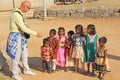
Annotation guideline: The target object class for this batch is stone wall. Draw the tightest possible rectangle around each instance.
[34,8,120,18]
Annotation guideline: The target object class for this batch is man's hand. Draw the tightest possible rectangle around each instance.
[37,32,43,38]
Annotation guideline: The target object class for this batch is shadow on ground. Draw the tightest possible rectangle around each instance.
[0,50,12,78]
[28,57,43,71]
[107,54,120,61]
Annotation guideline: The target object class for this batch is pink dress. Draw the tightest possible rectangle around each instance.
[56,36,66,67]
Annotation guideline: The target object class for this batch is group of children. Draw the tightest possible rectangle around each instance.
[40,24,110,79]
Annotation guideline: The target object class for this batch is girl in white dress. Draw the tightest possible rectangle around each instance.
[72,25,85,73]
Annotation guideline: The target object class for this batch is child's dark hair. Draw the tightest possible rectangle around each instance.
[68,30,74,36]
[99,36,107,43]
[50,29,56,35]
[58,27,65,35]
[87,24,96,35]
[75,24,84,36]
[43,38,49,45]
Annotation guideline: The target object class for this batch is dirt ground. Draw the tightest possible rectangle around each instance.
[0,11,120,80]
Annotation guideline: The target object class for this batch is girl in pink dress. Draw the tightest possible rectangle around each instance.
[56,27,66,68]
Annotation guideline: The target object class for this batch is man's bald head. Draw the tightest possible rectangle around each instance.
[21,1,31,7]
[19,0,31,13]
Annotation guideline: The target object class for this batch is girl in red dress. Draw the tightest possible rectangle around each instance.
[65,30,74,71]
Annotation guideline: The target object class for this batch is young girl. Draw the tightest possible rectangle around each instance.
[72,25,85,73]
[41,38,52,73]
[65,30,74,71]
[95,37,110,80]
[56,27,66,68]
[48,29,58,71]
[86,24,98,74]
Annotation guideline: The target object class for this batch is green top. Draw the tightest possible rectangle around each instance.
[85,33,98,62]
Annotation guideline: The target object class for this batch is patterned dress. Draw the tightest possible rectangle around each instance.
[48,37,58,59]
[41,46,51,71]
[41,46,51,62]
[95,46,110,72]
[86,33,98,62]
[48,37,58,70]
[65,39,74,67]
[56,36,66,67]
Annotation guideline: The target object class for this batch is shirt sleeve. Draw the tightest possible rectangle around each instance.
[13,12,37,36]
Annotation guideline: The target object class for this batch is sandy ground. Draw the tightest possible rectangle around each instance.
[0,11,120,80]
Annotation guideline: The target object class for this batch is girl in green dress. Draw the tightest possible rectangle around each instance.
[86,24,98,73]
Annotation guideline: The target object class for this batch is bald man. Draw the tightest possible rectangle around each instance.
[6,1,42,80]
